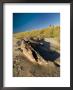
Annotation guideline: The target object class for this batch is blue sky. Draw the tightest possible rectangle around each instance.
[13,13,60,33]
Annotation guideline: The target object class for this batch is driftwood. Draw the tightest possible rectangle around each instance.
[17,39,48,64]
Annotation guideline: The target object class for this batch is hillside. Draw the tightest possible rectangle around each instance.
[13,25,60,77]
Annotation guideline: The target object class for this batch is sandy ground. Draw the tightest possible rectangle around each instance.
[13,37,60,77]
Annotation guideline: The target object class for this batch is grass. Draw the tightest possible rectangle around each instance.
[14,25,60,42]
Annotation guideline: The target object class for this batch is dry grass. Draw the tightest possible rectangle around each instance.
[14,26,60,41]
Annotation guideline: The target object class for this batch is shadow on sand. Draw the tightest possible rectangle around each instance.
[30,40,60,62]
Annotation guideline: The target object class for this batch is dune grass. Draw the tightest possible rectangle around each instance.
[14,25,60,42]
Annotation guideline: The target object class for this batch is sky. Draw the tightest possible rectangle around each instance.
[13,13,60,33]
